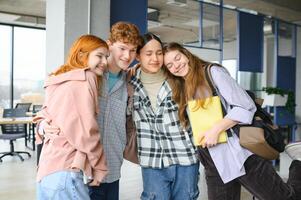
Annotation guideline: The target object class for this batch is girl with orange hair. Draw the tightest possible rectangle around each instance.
[35,34,109,200]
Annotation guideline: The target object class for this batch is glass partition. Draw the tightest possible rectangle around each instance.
[278,22,295,57]
[0,24,45,109]
[0,25,12,108]
[13,27,46,106]
[201,3,221,50]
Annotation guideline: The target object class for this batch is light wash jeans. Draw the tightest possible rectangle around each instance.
[37,171,90,200]
[141,163,200,200]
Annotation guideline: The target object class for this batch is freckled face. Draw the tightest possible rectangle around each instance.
[108,41,137,71]
[88,47,109,76]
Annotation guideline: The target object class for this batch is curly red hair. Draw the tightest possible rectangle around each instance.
[108,22,141,46]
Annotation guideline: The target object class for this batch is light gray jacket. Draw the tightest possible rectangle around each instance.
[98,71,128,183]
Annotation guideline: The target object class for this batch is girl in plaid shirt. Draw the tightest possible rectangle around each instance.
[128,33,200,200]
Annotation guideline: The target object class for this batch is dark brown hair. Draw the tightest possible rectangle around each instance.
[137,32,163,54]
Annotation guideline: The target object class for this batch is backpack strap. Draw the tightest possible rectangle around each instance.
[204,64,228,116]
[204,64,218,96]
[204,64,233,137]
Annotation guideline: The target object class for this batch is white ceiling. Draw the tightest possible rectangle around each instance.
[0,0,300,43]
[0,0,45,17]
[148,0,301,43]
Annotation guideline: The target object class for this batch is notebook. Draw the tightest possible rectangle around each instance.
[188,96,228,146]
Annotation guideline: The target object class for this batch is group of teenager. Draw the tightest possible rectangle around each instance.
[34,21,301,200]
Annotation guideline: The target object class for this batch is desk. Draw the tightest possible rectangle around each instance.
[0,117,33,125]
[0,117,35,150]
[26,112,37,117]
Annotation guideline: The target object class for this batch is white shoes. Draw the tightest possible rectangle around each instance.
[285,141,301,161]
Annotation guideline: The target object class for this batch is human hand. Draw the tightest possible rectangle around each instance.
[43,120,60,135]
[127,63,140,76]
[200,128,220,148]
[89,179,100,186]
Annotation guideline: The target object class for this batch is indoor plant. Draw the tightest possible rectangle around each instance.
[262,87,295,113]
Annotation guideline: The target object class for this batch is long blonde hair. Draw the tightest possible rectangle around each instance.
[163,42,221,127]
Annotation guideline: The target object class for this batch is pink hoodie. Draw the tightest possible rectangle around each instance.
[35,68,108,183]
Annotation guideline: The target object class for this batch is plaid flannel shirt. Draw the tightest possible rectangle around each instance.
[98,71,128,183]
[129,70,198,168]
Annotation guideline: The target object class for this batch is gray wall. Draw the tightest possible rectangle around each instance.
[295,27,301,140]
[46,0,110,74]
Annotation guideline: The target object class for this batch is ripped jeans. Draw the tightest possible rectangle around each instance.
[141,163,200,200]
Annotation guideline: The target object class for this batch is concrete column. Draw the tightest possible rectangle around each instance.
[295,27,301,140]
[265,36,276,87]
[46,0,110,74]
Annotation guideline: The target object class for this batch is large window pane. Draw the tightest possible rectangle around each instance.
[0,25,12,108]
[201,3,221,49]
[13,27,45,106]
[238,72,263,97]
[278,22,294,57]
[148,0,200,44]
[222,59,237,80]
[222,9,237,80]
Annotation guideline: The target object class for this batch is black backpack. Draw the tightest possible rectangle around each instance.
[244,90,285,153]
[205,64,285,160]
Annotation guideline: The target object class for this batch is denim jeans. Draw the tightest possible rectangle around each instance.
[198,148,301,200]
[37,171,90,200]
[141,163,200,200]
[88,180,119,200]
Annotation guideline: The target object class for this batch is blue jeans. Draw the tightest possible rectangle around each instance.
[141,163,200,200]
[37,171,90,200]
[89,180,119,200]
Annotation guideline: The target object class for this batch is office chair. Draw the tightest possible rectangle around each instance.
[15,103,32,112]
[32,104,42,113]
[0,108,31,162]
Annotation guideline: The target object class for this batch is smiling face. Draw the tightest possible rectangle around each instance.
[87,47,109,76]
[108,41,137,72]
[164,50,190,77]
[137,39,163,74]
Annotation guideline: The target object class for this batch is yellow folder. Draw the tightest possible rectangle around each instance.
[188,96,227,146]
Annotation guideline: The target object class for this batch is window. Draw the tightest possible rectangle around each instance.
[0,24,45,109]
[0,25,12,108]
[222,59,237,79]
[13,27,45,105]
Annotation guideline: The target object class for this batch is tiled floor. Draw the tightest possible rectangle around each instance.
[0,140,36,200]
[1,140,290,200]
